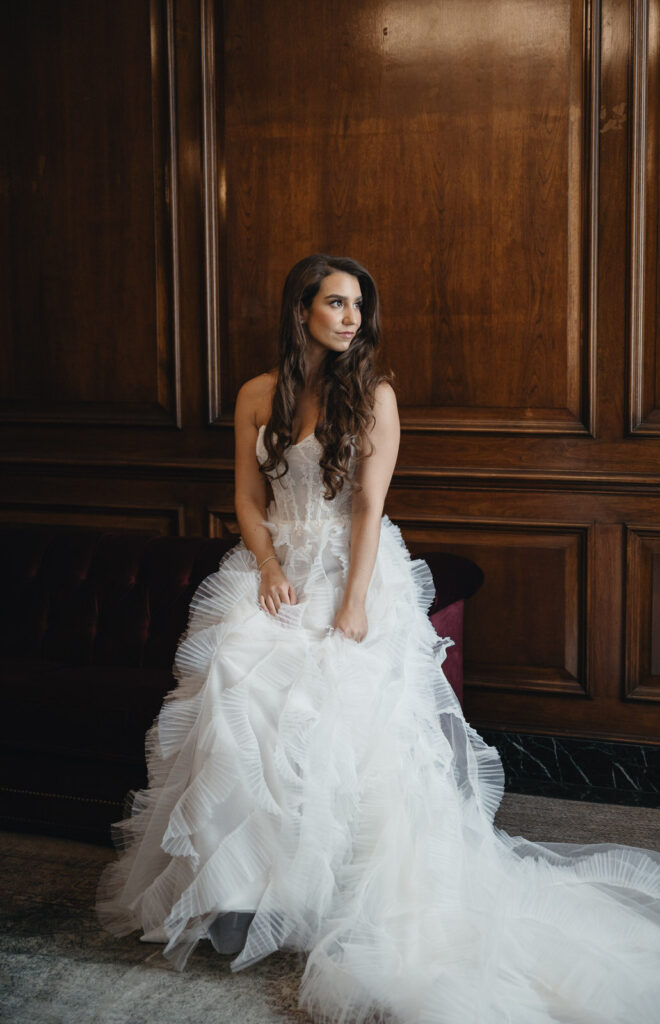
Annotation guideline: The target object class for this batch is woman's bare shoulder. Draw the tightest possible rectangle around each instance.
[235,370,278,424]
[372,380,398,418]
[237,370,277,400]
[374,379,397,401]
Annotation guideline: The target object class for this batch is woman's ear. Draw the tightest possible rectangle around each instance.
[299,304,307,324]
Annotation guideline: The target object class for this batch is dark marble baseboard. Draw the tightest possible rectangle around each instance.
[479,730,660,808]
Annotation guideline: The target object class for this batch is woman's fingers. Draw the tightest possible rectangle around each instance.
[279,583,298,605]
[259,581,297,615]
[334,624,366,642]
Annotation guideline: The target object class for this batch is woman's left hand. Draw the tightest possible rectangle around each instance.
[333,599,368,642]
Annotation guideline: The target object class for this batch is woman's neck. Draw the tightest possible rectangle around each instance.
[301,341,326,393]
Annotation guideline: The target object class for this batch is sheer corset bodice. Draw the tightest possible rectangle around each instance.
[256,423,354,524]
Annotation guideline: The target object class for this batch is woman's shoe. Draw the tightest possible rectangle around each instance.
[208,911,255,955]
[139,927,169,943]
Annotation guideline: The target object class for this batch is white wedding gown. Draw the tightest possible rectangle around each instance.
[98,424,660,1023]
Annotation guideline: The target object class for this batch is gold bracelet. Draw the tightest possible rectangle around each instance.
[257,554,278,571]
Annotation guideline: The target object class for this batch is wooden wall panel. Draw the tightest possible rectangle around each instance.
[207,511,240,538]
[210,0,594,434]
[388,483,660,742]
[2,0,660,749]
[628,0,660,434]
[0,0,181,427]
[625,526,660,700]
[0,464,237,539]
[0,504,183,536]
[402,523,588,696]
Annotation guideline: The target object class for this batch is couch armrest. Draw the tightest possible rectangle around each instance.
[415,551,484,614]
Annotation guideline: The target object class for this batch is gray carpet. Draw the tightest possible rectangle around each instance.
[1,793,659,1024]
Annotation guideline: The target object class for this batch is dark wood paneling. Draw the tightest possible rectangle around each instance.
[0,504,183,535]
[3,0,660,748]
[208,511,240,538]
[402,523,588,696]
[201,0,227,424]
[625,526,660,700]
[389,484,660,742]
[628,0,660,434]
[211,0,595,435]
[0,464,237,539]
[0,0,181,427]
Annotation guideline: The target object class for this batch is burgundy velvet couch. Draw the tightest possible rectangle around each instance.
[0,525,483,844]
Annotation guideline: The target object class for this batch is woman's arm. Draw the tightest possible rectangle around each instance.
[234,377,297,615]
[333,382,400,641]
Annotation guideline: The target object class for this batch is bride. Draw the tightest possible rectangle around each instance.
[97,254,660,1023]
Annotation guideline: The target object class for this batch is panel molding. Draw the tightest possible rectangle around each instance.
[391,467,660,495]
[207,509,240,537]
[627,0,660,436]
[397,517,591,698]
[397,407,592,437]
[5,453,660,495]
[625,524,660,701]
[584,0,601,439]
[413,0,598,437]
[157,0,183,429]
[202,0,598,437]
[201,0,227,427]
[401,0,598,440]
[0,502,184,535]
[0,0,182,429]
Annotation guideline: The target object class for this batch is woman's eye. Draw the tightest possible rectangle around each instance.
[330,300,342,308]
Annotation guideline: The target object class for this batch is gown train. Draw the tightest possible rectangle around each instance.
[97,425,660,1023]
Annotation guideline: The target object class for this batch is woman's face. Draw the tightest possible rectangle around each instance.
[301,271,362,353]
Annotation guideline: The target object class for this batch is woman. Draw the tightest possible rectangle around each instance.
[98,254,660,1024]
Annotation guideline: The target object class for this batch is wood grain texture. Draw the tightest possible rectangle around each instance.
[389,484,660,741]
[0,0,181,427]
[212,0,593,434]
[401,522,589,696]
[2,0,660,746]
[625,526,660,700]
[0,503,183,536]
[207,511,240,538]
[628,0,660,435]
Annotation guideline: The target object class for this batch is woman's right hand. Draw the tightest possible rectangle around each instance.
[258,560,298,616]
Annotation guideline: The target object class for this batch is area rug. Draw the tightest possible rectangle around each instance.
[1,793,658,1024]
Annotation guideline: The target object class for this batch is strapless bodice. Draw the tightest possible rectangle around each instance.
[256,423,354,524]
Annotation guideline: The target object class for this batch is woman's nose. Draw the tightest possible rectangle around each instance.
[343,307,358,324]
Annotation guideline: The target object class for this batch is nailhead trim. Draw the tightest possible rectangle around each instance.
[0,785,122,807]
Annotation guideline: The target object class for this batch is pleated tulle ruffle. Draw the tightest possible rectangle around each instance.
[97,436,660,1023]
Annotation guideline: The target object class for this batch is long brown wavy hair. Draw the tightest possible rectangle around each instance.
[260,254,393,500]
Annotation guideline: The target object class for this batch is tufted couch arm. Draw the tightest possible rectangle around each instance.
[0,525,482,843]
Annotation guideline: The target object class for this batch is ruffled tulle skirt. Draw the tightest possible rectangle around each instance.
[97,513,660,1023]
